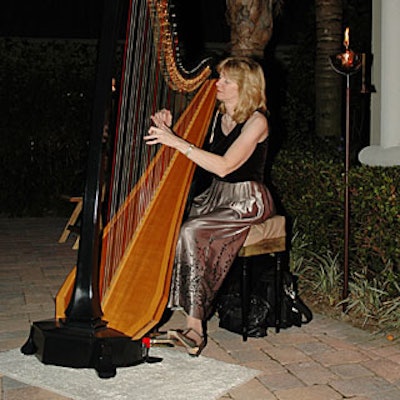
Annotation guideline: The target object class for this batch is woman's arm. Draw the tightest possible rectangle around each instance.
[145,111,268,178]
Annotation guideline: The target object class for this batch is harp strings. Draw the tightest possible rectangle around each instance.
[100,0,191,297]
[101,0,143,289]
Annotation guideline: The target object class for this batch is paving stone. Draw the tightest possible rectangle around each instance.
[230,348,272,363]
[0,337,26,351]
[244,358,287,375]
[202,340,238,364]
[263,345,312,365]
[296,340,334,355]
[315,320,356,337]
[24,293,54,305]
[0,290,24,300]
[0,330,27,341]
[388,353,400,364]
[362,358,400,384]
[377,390,400,400]
[258,371,305,391]
[286,360,339,385]
[228,377,276,400]
[368,344,400,358]
[312,348,371,367]
[274,384,342,400]
[330,363,375,379]
[18,303,49,313]
[264,331,317,345]
[219,338,265,355]
[0,319,30,333]
[330,375,393,397]
[41,265,71,278]
[315,335,362,351]
[0,311,28,321]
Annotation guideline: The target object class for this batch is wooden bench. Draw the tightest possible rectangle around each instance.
[58,196,83,250]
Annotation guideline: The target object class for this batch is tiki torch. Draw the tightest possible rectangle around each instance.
[329,27,361,307]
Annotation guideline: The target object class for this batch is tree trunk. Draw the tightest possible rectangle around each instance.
[315,0,343,138]
[226,0,275,58]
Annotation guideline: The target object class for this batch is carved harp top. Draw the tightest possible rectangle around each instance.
[56,0,217,340]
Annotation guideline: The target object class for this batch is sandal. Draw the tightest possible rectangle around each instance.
[150,337,177,347]
[149,331,177,347]
[167,328,206,357]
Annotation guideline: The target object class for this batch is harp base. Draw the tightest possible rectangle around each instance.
[21,319,153,378]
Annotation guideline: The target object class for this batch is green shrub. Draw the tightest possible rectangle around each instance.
[350,167,400,274]
[272,147,400,275]
[271,146,343,253]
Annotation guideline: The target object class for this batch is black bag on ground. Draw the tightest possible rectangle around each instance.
[216,256,275,338]
[216,256,313,336]
[278,271,313,329]
[217,292,271,337]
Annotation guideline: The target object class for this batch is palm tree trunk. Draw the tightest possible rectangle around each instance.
[226,0,275,58]
[315,0,343,138]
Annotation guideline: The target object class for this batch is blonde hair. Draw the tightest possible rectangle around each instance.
[216,57,267,123]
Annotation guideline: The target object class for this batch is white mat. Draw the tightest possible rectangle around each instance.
[0,348,259,400]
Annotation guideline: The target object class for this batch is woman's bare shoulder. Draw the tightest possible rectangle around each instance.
[243,111,268,133]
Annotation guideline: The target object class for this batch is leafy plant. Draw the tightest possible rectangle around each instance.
[337,263,400,332]
[308,250,342,306]
[342,271,388,328]
[289,220,310,269]
[290,224,400,335]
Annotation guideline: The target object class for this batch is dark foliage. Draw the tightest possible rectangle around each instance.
[271,146,400,275]
[0,38,96,215]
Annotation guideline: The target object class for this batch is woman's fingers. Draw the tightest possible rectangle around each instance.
[151,109,172,127]
[150,115,163,127]
[145,126,163,145]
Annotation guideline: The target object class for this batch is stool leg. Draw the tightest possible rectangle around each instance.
[275,252,283,333]
[241,257,249,341]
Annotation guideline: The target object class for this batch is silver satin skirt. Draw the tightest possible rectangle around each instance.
[168,178,275,320]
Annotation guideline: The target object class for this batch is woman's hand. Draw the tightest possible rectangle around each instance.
[145,109,183,149]
[150,109,172,128]
[144,124,180,148]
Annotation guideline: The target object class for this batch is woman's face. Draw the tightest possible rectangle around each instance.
[216,71,239,104]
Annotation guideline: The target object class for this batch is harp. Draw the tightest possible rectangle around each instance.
[21,0,217,377]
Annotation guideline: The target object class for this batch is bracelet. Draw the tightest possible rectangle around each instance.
[184,144,194,157]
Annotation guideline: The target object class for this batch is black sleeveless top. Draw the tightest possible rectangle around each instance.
[209,112,268,183]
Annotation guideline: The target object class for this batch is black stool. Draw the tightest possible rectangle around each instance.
[238,215,286,341]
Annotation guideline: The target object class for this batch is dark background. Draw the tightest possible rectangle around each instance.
[0,1,315,51]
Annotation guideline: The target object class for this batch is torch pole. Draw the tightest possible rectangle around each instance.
[343,74,350,303]
[329,27,361,310]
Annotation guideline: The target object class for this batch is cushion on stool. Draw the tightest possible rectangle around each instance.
[240,215,286,257]
[243,215,286,247]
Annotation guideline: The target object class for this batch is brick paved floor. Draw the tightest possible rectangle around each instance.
[0,217,399,399]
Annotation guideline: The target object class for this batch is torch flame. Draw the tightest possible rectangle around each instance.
[343,27,350,49]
